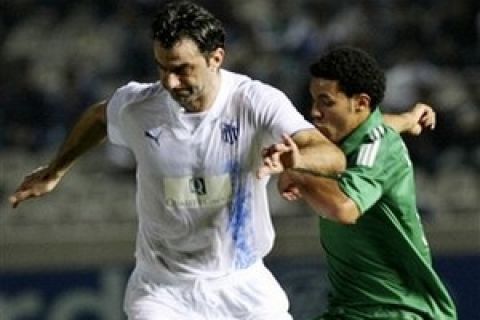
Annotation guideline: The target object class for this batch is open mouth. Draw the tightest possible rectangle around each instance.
[173,90,190,98]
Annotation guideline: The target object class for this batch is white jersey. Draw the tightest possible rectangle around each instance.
[107,69,313,279]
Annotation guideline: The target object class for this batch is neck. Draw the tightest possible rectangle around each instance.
[337,111,371,144]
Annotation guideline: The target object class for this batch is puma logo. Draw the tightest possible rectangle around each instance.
[145,128,162,145]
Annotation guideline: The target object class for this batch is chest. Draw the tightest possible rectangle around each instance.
[132,115,259,177]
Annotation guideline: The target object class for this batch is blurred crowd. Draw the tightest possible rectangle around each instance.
[0,0,478,180]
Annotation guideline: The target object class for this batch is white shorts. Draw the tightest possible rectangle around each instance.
[124,261,292,320]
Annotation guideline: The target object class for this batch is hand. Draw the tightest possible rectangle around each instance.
[405,103,436,135]
[278,172,302,201]
[256,134,301,178]
[9,166,63,208]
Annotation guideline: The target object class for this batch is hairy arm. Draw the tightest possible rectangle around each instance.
[272,136,360,224]
[9,100,108,208]
[264,134,357,223]
[291,128,346,175]
[257,129,346,178]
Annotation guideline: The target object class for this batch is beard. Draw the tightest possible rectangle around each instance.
[170,88,196,107]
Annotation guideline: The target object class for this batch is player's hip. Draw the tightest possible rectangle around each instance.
[124,260,291,319]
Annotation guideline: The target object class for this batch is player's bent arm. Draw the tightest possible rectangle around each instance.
[383,113,412,133]
[49,100,108,175]
[9,100,108,208]
[292,129,346,176]
[383,103,435,135]
[286,170,360,224]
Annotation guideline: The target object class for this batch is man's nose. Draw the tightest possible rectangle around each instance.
[311,107,323,120]
[164,72,181,90]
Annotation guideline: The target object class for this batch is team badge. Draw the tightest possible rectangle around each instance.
[221,121,239,145]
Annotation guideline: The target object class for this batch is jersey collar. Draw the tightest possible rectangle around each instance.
[165,69,231,137]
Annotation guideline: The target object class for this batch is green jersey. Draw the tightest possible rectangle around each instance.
[318,109,456,319]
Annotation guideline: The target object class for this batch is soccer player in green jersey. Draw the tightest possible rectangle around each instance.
[261,47,457,320]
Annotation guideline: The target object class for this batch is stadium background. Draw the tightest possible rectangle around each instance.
[0,0,478,319]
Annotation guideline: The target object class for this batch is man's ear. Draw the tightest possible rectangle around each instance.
[208,47,224,70]
[355,93,371,112]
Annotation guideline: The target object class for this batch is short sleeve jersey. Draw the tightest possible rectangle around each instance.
[107,69,313,279]
[319,109,457,319]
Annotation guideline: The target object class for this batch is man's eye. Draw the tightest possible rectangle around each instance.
[327,101,334,107]
[175,67,190,76]
[322,99,334,107]
[314,98,333,108]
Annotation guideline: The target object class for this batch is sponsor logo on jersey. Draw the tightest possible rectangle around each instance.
[221,122,239,145]
[164,174,232,208]
[189,177,207,195]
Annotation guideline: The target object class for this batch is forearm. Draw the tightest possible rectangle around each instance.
[288,170,359,224]
[294,130,346,176]
[383,113,412,133]
[49,100,108,175]
[383,103,436,135]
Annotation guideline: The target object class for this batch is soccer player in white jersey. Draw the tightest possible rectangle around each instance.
[9,1,436,319]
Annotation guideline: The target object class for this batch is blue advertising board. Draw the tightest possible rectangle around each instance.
[0,267,129,320]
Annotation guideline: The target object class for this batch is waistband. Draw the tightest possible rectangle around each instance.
[135,259,267,288]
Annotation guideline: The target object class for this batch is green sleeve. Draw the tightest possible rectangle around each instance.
[338,165,383,215]
[337,139,392,214]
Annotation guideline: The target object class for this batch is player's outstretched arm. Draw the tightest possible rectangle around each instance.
[383,103,436,135]
[9,100,108,208]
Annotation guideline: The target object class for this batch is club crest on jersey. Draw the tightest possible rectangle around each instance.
[144,127,162,145]
[221,121,239,145]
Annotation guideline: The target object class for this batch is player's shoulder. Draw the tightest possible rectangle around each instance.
[353,124,396,167]
[108,81,168,119]
[364,124,388,143]
[224,69,286,103]
[374,123,406,153]
[114,81,164,105]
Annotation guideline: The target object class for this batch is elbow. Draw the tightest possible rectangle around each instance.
[323,200,360,224]
[334,209,359,224]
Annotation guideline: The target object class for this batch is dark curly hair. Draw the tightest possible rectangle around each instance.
[151,1,225,55]
[310,47,386,109]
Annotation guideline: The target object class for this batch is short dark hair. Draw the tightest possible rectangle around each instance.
[310,47,386,109]
[151,1,225,54]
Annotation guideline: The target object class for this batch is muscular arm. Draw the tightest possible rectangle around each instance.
[258,129,346,178]
[291,128,346,175]
[9,100,108,207]
[263,133,356,223]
